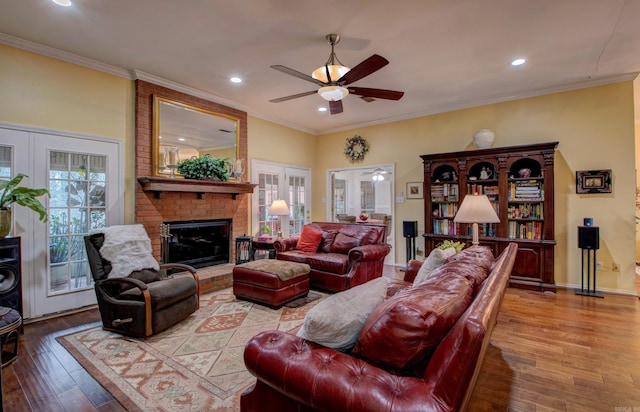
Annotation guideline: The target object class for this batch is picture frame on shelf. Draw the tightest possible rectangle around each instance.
[406,182,423,199]
[576,169,612,194]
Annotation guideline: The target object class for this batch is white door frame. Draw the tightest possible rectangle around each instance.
[250,159,311,238]
[0,122,124,319]
[326,163,395,265]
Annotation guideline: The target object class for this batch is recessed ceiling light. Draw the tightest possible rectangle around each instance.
[318,107,327,112]
[178,137,185,142]
[52,0,72,6]
[230,76,242,84]
[511,58,526,66]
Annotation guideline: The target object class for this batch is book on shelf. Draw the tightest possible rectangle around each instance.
[432,219,460,235]
[431,183,458,202]
[507,221,543,240]
[509,181,544,201]
[507,203,543,219]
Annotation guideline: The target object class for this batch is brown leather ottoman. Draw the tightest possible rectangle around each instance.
[233,260,310,308]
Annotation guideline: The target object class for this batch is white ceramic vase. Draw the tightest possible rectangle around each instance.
[473,129,495,149]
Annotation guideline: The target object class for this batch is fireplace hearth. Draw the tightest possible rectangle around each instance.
[161,219,232,269]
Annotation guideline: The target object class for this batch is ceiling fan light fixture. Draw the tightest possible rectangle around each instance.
[311,64,350,83]
[372,173,385,181]
[318,85,349,101]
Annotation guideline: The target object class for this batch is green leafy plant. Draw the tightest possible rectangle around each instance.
[177,155,230,181]
[0,173,49,221]
[260,224,272,235]
[436,239,465,252]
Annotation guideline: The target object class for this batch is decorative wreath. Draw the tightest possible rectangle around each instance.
[344,135,370,163]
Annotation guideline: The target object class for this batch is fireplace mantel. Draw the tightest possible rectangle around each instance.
[138,176,257,199]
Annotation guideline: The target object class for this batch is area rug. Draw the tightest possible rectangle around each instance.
[57,288,327,411]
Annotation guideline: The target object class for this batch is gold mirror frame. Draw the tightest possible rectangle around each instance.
[152,96,240,177]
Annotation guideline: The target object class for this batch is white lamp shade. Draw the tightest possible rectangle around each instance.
[312,64,350,83]
[453,194,500,223]
[317,85,349,101]
[269,199,290,216]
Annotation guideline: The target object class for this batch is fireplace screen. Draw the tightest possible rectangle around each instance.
[162,219,231,268]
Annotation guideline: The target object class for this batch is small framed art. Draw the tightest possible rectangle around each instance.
[576,170,612,194]
[406,182,423,199]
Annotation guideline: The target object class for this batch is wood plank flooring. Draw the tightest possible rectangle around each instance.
[1,268,639,411]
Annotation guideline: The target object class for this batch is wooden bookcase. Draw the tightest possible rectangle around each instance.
[420,142,558,291]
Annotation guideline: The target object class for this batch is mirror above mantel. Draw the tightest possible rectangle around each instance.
[153,96,240,177]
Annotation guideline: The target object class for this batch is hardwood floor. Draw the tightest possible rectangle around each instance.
[2,268,639,411]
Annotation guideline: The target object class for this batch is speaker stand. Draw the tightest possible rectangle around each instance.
[574,248,604,298]
[405,236,416,271]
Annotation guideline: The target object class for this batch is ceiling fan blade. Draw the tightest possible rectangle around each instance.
[269,90,317,103]
[271,65,323,85]
[329,100,343,115]
[338,54,389,85]
[349,87,404,100]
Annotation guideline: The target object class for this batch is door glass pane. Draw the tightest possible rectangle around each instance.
[360,181,376,214]
[333,178,346,218]
[288,175,305,235]
[257,172,279,236]
[0,145,11,179]
[48,151,107,294]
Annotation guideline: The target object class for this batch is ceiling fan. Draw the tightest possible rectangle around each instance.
[362,168,390,181]
[269,34,405,115]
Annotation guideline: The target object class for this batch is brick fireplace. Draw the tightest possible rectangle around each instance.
[135,80,249,264]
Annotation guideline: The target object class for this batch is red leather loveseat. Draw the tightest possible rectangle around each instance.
[273,222,390,292]
[242,243,518,412]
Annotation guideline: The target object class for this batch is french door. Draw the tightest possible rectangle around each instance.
[251,160,311,238]
[1,125,123,318]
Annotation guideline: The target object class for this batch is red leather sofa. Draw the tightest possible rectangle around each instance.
[241,243,518,412]
[273,222,390,292]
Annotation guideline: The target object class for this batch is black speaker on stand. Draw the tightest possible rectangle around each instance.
[0,237,22,316]
[575,226,603,298]
[402,221,418,271]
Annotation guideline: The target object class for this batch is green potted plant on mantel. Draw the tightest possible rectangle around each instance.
[177,155,230,181]
[0,173,49,238]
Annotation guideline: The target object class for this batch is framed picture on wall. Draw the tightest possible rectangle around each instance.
[406,182,423,199]
[576,170,612,194]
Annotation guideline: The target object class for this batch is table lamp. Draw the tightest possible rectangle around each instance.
[269,199,290,239]
[453,194,500,245]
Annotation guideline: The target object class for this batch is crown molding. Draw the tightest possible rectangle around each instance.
[0,32,132,79]
[317,72,640,135]
[133,70,250,114]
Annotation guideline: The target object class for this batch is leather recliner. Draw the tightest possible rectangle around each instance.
[84,233,199,338]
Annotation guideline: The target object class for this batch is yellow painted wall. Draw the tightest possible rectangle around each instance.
[247,116,316,166]
[246,116,316,231]
[634,76,640,263]
[0,44,136,221]
[316,82,637,293]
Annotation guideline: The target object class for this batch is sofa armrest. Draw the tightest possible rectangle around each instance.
[403,259,423,283]
[244,331,438,412]
[348,243,391,261]
[273,236,299,253]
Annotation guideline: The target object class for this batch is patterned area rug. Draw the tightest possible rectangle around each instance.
[57,289,326,411]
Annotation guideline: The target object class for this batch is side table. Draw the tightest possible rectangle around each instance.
[252,239,276,260]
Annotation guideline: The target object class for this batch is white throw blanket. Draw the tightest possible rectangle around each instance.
[90,224,159,278]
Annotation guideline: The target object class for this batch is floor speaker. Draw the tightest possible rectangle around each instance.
[403,221,418,238]
[0,237,22,317]
[578,226,599,250]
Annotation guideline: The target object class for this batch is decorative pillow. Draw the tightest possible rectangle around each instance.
[297,277,388,351]
[296,225,323,252]
[329,231,360,254]
[313,227,338,253]
[353,275,473,370]
[412,247,457,286]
